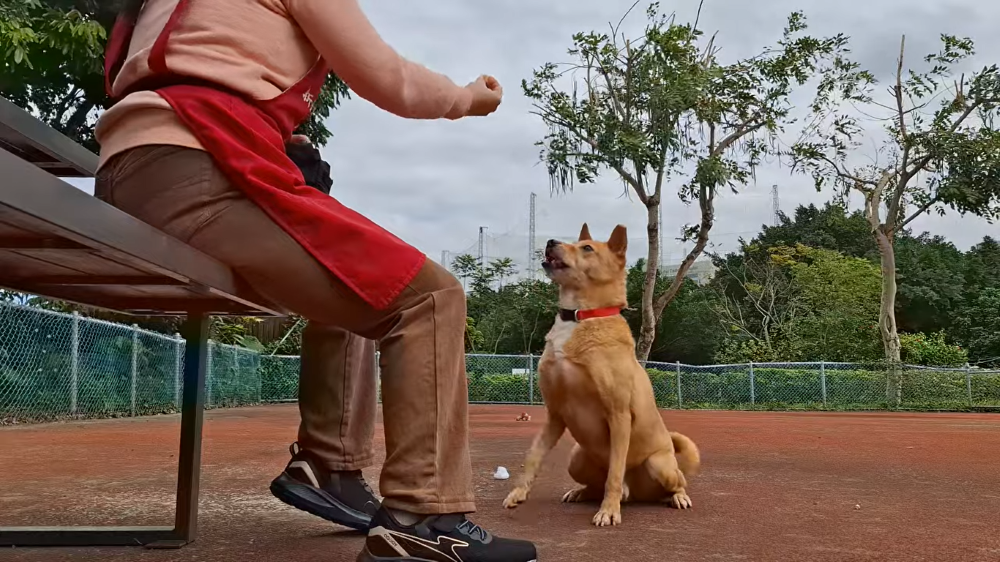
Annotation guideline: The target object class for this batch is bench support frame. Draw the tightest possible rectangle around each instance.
[0,313,209,548]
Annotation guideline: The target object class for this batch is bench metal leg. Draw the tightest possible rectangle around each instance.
[0,313,210,548]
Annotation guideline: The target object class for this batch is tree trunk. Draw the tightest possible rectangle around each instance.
[635,202,660,363]
[874,227,903,406]
[635,193,715,363]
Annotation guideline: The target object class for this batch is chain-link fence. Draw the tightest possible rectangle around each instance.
[3,302,999,423]
[1,303,263,423]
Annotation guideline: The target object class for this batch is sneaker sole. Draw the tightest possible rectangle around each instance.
[356,547,537,562]
[269,473,372,531]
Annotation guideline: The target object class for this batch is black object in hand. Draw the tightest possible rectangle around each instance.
[286,141,333,195]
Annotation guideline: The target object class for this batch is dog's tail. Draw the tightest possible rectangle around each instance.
[670,432,700,477]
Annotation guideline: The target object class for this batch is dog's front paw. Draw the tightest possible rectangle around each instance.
[592,503,622,527]
[667,491,692,509]
[503,487,528,509]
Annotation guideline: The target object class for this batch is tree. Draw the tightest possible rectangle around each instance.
[711,248,800,360]
[753,203,877,260]
[963,236,1000,298]
[488,257,518,290]
[791,34,1000,404]
[450,253,480,290]
[618,259,722,364]
[955,288,1000,366]
[1,0,111,150]
[775,246,882,362]
[893,233,966,335]
[523,4,856,361]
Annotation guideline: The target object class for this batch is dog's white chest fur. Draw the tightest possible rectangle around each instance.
[546,317,578,357]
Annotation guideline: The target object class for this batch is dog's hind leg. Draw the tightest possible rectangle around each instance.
[643,449,692,509]
[561,444,627,503]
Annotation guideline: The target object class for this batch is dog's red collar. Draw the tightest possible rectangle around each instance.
[558,307,623,322]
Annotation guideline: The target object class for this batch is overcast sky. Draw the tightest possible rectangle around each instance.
[74,0,999,272]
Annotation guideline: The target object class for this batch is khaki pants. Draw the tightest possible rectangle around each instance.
[95,145,474,514]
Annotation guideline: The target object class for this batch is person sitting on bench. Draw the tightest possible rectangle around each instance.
[95,0,537,560]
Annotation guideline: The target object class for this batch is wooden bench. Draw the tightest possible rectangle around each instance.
[0,95,285,548]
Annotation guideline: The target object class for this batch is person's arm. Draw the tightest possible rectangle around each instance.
[284,0,473,120]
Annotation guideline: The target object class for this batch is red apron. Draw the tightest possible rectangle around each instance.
[103,0,426,310]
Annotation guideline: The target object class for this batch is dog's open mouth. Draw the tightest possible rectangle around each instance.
[542,249,568,270]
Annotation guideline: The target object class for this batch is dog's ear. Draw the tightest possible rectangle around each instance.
[579,223,592,241]
[607,225,627,256]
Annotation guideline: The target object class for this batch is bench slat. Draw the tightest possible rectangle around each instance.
[0,149,283,316]
[0,96,99,178]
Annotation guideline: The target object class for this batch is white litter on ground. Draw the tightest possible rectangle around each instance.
[493,466,510,480]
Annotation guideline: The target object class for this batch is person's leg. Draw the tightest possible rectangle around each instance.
[298,326,378,471]
[96,145,381,530]
[96,146,536,561]
[270,326,381,529]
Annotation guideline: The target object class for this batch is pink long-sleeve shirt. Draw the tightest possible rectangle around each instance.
[96,0,473,168]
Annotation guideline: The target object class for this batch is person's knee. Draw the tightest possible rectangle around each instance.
[413,260,466,316]
[415,260,463,294]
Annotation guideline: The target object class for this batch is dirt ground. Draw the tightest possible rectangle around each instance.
[2,404,999,561]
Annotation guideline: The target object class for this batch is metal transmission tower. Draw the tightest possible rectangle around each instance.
[478,226,487,269]
[528,193,537,279]
[771,184,780,226]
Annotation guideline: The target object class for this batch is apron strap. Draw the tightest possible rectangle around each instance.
[103,0,145,98]
[149,0,193,74]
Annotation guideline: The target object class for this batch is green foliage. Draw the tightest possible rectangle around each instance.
[0,0,110,149]
[294,75,350,146]
[715,245,884,363]
[954,288,1000,367]
[753,203,877,260]
[894,234,967,334]
[793,34,1000,223]
[622,260,723,363]
[466,277,558,355]
[464,316,485,353]
[899,332,967,367]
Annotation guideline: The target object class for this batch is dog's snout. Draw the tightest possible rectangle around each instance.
[546,239,561,250]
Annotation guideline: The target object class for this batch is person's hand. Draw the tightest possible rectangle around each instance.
[465,75,503,117]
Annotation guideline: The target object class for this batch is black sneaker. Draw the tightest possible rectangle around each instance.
[357,507,538,562]
[269,442,380,531]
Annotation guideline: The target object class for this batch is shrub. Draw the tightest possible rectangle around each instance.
[900,332,967,367]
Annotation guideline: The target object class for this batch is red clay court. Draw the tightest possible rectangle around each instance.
[2,404,999,562]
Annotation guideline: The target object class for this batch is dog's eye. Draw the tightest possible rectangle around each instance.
[582,245,594,253]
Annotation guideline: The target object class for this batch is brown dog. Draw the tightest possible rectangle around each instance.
[502,224,700,526]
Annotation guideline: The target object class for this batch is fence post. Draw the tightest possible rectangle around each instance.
[174,334,183,409]
[676,361,682,409]
[206,340,214,408]
[130,324,138,417]
[256,350,263,404]
[965,362,973,407]
[527,355,534,405]
[70,312,80,416]
[820,360,827,407]
[749,361,755,407]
